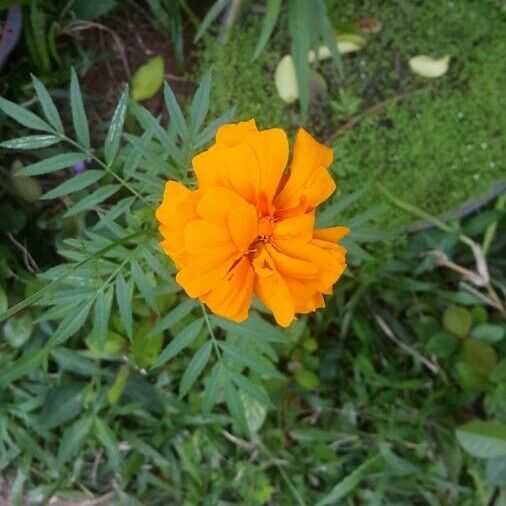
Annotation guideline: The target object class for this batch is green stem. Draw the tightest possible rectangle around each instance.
[60,134,148,204]
[200,302,222,360]
[0,230,146,322]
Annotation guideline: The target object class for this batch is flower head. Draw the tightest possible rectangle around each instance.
[156,120,348,327]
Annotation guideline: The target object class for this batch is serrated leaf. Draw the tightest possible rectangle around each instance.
[229,370,273,408]
[58,416,93,463]
[153,318,204,368]
[194,0,229,41]
[179,341,212,398]
[132,55,165,102]
[31,74,63,132]
[104,86,129,165]
[70,68,90,149]
[203,362,224,412]
[116,273,133,339]
[48,302,92,346]
[252,0,281,61]
[1,134,60,150]
[16,152,87,177]
[51,347,100,376]
[131,259,158,311]
[0,349,45,387]
[92,288,113,347]
[41,383,84,429]
[456,421,506,458]
[189,71,211,137]
[64,184,120,217]
[42,169,104,199]
[163,81,188,138]
[94,418,121,473]
[0,95,52,131]
[219,341,282,378]
[223,374,248,434]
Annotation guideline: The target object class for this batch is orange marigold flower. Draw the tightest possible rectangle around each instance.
[155,120,348,327]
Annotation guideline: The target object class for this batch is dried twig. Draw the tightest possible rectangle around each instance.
[324,87,426,145]
[373,313,445,380]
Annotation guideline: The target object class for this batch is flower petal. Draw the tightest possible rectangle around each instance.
[275,128,335,212]
[203,257,254,322]
[216,119,258,146]
[253,247,294,327]
[227,205,258,253]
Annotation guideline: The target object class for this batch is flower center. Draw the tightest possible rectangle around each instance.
[257,215,275,242]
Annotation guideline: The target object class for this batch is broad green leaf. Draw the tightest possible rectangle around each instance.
[189,71,211,136]
[116,273,133,339]
[486,456,506,486]
[31,74,63,132]
[0,96,52,131]
[64,184,120,217]
[252,0,281,60]
[70,68,91,149]
[104,86,129,165]
[456,421,506,458]
[491,359,506,383]
[316,455,382,506]
[153,318,204,368]
[10,161,42,202]
[424,332,458,358]
[295,369,320,390]
[94,418,122,473]
[219,341,282,378]
[462,339,498,376]
[163,81,188,138]
[179,341,212,398]
[58,416,93,463]
[470,323,504,344]
[16,152,86,177]
[223,375,248,434]
[41,383,84,429]
[132,320,163,368]
[132,55,165,101]
[443,305,472,338]
[1,134,60,150]
[42,169,105,200]
[48,302,92,346]
[131,259,158,311]
[240,390,267,433]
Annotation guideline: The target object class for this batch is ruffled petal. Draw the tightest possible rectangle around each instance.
[203,257,255,322]
[275,128,335,212]
[253,247,294,327]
